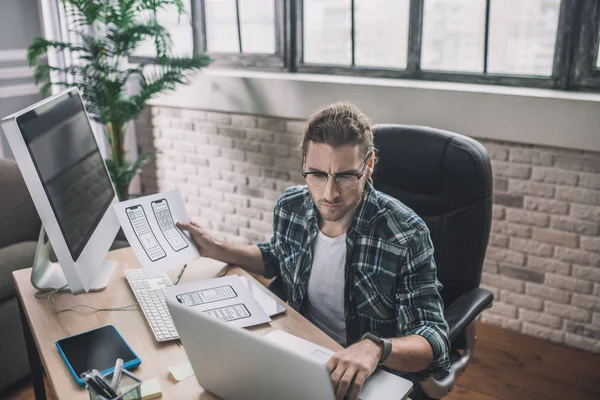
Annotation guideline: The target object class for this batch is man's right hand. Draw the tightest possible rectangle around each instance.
[176,221,220,259]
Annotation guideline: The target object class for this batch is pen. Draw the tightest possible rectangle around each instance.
[92,370,118,398]
[174,264,187,285]
[111,358,123,391]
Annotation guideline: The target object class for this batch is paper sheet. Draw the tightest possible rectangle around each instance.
[168,362,195,382]
[113,190,200,277]
[165,275,272,328]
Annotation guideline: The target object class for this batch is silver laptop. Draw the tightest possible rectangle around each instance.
[167,296,413,400]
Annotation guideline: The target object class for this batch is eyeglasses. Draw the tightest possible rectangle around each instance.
[301,153,372,190]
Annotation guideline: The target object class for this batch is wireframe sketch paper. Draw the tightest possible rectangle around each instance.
[113,190,200,277]
[165,275,272,328]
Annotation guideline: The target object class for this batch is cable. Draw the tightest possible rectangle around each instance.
[34,286,138,313]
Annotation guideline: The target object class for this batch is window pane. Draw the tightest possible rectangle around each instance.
[488,0,560,76]
[597,32,600,68]
[239,0,275,53]
[421,0,486,72]
[354,0,410,68]
[132,0,193,57]
[206,0,239,53]
[303,0,351,65]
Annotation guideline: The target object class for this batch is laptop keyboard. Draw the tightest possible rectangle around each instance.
[124,268,179,342]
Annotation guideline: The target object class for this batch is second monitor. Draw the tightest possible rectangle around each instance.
[1,88,121,294]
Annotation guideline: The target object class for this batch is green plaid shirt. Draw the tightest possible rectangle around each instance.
[258,181,451,380]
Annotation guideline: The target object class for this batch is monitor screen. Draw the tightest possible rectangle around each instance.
[16,91,115,261]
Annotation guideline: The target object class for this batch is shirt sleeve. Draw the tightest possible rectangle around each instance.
[257,237,281,279]
[396,225,451,380]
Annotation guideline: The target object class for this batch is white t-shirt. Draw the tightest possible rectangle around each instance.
[306,230,347,346]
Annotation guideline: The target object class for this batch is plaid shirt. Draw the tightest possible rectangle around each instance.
[258,181,451,380]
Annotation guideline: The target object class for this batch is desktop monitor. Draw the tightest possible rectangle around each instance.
[1,88,120,294]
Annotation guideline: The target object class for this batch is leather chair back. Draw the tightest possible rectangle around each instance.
[371,125,493,308]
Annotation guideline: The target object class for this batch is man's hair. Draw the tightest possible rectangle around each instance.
[301,102,375,159]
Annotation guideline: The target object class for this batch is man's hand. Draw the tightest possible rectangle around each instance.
[176,221,220,259]
[326,339,382,400]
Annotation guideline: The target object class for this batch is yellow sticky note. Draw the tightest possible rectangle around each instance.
[168,362,195,382]
[140,378,162,400]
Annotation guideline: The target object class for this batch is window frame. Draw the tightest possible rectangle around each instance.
[129,0,287,70]
[192,0,287,69]
[568,0,600,90]
[131,0,600,92]
[294,0,588,90]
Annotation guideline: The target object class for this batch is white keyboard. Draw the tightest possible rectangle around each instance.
[124,268,179,342]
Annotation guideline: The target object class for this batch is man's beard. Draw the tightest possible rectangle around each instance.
[310,186,364,223]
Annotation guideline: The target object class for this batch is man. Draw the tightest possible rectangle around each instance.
[178,102,450,400]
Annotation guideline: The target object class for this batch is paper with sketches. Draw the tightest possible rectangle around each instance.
[113,190,200,277]
[165,275,272,328]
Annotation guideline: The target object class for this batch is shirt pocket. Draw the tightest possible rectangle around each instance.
[355,271,396,320]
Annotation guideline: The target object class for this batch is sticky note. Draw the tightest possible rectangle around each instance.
[141,378,162,400]
[168,362,195,382]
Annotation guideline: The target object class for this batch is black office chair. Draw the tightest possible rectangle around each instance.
[370,124,494,399]
[268,124,494,399]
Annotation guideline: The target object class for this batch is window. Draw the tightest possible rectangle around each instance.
[421,0,486,73]
[132,0,194,58]
[131,0,600,91]
[193,0,285,68]
[487,0,561,76]
[294,0,600,90]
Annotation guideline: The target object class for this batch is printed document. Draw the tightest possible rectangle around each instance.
[165,275,272,328]
[113,190,200,277]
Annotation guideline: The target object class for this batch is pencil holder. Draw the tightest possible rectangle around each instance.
[86,369,142,400]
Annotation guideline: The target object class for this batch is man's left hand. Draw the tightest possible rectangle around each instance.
[326,339,383,400]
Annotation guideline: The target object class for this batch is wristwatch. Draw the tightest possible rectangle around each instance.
[360,332,392,363]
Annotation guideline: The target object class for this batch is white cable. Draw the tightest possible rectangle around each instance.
[34,286,138,313]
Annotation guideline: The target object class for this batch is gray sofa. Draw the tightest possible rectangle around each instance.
[0,157,41,392]
[0,158,130,393]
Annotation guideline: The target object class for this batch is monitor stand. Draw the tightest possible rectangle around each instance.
[31,227,116,292]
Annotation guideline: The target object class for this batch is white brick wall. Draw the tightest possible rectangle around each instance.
[135,106,600,353]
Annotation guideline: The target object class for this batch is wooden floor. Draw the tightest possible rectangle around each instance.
[3,323,599,400]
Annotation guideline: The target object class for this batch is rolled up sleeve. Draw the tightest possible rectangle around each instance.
[396,226,451,380]
[256,238,281,279]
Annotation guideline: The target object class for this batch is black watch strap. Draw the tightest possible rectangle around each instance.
[361,332,392,363]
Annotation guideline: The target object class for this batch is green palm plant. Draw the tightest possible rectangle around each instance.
[27,0,211,200]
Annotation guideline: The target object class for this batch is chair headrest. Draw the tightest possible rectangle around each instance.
[372,124,492,215]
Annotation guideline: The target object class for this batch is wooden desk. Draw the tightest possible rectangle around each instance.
[14,248,343,400]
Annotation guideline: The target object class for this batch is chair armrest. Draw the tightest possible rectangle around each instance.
[444,287,494,343]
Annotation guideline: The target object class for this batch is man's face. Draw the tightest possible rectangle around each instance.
[303,142,373,223]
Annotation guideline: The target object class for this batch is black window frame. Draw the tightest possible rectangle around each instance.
[132,0,600,92]
[192,0,287,69]
[569,0,600,90]
[294,0,598,91]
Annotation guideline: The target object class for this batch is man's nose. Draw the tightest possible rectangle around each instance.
[323,176,339,202]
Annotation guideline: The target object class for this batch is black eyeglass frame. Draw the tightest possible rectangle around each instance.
[301,152,373,189]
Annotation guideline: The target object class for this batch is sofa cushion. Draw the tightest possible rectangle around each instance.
[0,159,41,249]
[0,297,30,392]
[0,241,37,303]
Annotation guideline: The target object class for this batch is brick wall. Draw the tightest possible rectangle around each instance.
[135,106,600,353]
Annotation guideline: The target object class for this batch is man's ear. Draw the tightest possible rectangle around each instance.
[365,153,375,178]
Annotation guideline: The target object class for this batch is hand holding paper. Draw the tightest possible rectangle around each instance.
[113,190,200,277]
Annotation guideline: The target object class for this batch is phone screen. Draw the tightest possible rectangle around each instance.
[126,205,166,261]
[151,199,188,252]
